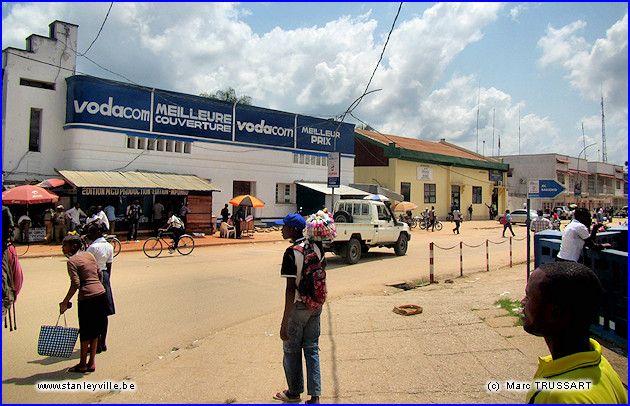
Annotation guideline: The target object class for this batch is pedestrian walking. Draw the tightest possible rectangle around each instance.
[86,223,115,353]
[103,203,116,234]
[521,261,627,403]
[126,200,142,242]
[179,203,191,227]
[43,204,55,243]
[467,204,473,221]
[428,206,436,232]
[452,208,461,234]
[531,210,552,234]
[53,204,67,243]
[274,213,325,404]
[153,199,165,236]
[59,234,108,373]
[502,209,515,237]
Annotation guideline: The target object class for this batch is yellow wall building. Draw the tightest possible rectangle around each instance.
[354,130,510,220]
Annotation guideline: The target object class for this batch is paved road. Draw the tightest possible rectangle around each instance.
[3,220,625,403]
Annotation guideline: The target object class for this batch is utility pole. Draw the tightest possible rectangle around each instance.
[601,89,608,163]
[582,122,587,160]
[492,107,495,156]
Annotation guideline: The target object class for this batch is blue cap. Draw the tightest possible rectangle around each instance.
[275,213,306,229]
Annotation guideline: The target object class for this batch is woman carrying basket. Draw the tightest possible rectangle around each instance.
[59,234,108,373]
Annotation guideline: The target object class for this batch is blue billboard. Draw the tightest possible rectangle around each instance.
[65,76,355,154]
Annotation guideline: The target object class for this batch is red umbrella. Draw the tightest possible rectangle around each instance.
[2,185,59,205]
[36,178,65,188]
[228,195,265,208]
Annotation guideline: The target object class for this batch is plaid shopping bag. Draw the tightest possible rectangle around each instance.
[37,314,79,358]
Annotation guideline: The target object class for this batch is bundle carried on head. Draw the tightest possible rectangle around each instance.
[305,210,337,241]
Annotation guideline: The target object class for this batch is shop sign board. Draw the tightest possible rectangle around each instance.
[328,152,340,188]
[66,76,355,154]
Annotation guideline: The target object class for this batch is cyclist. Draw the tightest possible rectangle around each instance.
[162,211,185,252]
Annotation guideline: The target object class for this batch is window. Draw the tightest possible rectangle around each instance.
[424,184,436,203]
[557,173,565,184]
[175,141,182,153]
[28,108,42,152]
[293,154,299,164]
[472,186,482,204]
[617,180,621,189]
[127,136,135,149]
[401,182,411,202]
[20,78,55,90]
[147,139,155,150]
[321,156,327,166]
[166,140,173,152]
[275,184,293,204]
[299,154,305,164]
[137,137,146,149]
[184,142,191,154]
[157,139,164,151]
[377,205,390,221]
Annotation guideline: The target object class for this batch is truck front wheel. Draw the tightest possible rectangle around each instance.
[346,238,362,264]
[394,233,408,256]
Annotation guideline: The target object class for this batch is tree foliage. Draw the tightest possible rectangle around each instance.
[200,87,252,105]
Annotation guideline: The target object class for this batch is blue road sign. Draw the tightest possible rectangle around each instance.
[528,179,566,199]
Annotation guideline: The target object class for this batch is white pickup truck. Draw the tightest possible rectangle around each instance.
[322,199,411,264]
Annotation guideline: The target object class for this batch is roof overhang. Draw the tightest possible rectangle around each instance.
[295,182,369,196]
[383,144,510,172]
[349,183,404,201]
[56,170,221,192]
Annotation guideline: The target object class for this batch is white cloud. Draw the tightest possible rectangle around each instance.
[537,13,627,164]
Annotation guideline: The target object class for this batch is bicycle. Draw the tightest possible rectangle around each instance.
[420,218,443,231]
[75,225,122,257]
[143,229,195,258]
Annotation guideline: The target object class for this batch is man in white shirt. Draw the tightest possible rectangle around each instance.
[65,202,87,232]
[86,206,110,231]
[163,211,185,252]
[556,208,609,262]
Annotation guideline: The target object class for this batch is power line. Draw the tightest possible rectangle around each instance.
[339,2,403,123]
[81,3,113,56]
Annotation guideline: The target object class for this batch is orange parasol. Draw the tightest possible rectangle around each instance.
[229,195,265,208]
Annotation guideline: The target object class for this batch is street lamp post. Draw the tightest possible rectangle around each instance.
[576,143,597,206]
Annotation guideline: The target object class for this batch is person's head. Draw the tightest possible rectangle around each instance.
[506,209,510,214]
[96,205,103,212]
[537,210,544,217]
[275,214,305,241]
[574,207,592,228]
[134,200,140,205]
[62,234,82,257]
[431,206,434,210]
[224,204,228,208]
[521,262,603,338]
[56,204,64,212]
[74,202,80,209]
[167,211,173,218]
[86,223,103,241]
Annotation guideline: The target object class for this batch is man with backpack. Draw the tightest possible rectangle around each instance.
[274,213,326,404]
[126,200,142,242]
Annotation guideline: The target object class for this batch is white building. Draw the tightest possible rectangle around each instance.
[3,21,360,232]
[496,153,627,212]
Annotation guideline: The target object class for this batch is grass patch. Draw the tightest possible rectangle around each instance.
[494,298,523,327]
[224,398,237,404]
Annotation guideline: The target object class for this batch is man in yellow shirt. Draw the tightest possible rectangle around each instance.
[521,261,627,403]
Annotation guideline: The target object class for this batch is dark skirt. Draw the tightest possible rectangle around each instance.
[78,293,108,341]
[101,270,116,316]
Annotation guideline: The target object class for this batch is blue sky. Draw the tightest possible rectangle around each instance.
[2,2,628,165]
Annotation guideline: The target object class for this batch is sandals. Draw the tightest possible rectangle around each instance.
[68,364,95,373]
[273,390,301,403]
